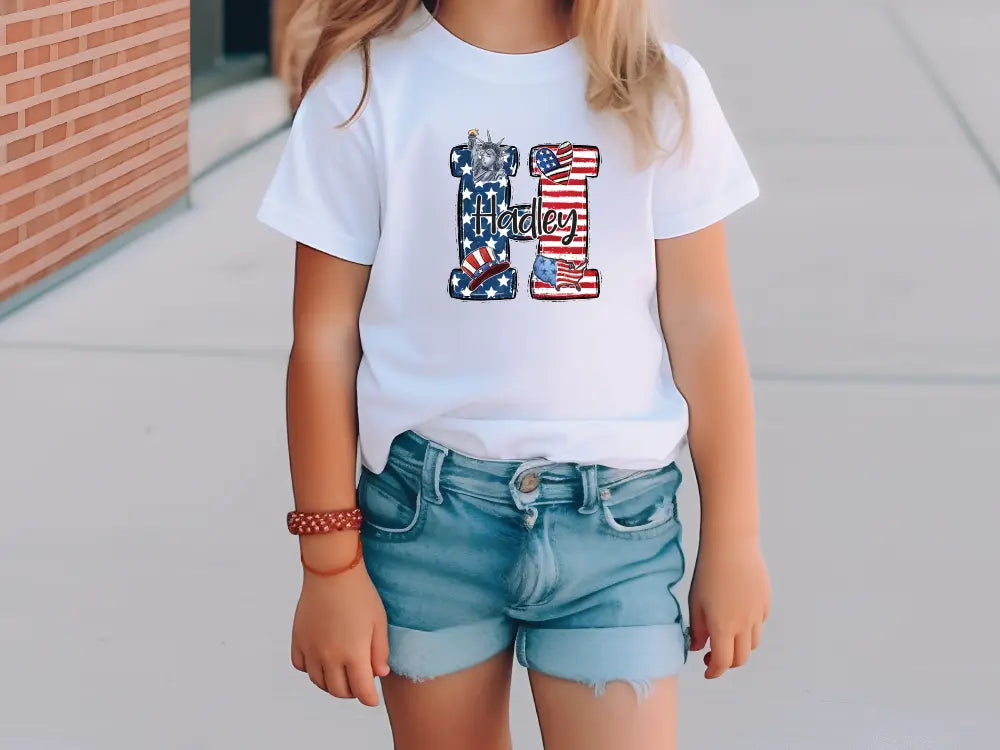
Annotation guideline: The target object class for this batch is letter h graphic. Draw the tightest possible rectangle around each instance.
[449,131,600,301]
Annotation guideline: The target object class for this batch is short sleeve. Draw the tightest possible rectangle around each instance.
[651,47,760,240]
[256,65,380,265]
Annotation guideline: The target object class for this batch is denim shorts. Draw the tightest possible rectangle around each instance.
[358,430,689,699]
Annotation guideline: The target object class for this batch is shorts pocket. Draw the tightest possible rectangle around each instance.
[357,464,427,541]
[598,464,682,540]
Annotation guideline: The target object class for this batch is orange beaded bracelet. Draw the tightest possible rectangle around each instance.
[289,508,364,577]
[287,507,363,535]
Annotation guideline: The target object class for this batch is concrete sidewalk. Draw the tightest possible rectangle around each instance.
[2,1,998,748]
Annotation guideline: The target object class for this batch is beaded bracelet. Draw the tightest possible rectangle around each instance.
[289,508,364,577]
[287,507,363,535]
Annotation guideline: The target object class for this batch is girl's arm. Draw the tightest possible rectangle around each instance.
[655,221,770,679]
[286,242,390,706]
[288,241,367,560]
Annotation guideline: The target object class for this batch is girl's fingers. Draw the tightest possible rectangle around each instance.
[732,630,751,668]
[291,644,307,672]
[688,604,709,652]
[347,659,380,707]
[371,619,391,677]
[751,621,762,651]
[305,657,327,693]
[325,663,353,699]
[705,631,734,679]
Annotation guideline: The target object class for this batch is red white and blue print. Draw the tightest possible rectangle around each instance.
[531,256,588,291]
[533,142,575,184]
[448,129,519,300]
[529,142,601,299]
[446,130,601,301]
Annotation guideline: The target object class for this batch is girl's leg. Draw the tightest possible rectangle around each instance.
[380,645,516,750]
[528,672,678,750]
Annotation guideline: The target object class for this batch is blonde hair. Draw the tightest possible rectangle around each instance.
[296,0,689,165]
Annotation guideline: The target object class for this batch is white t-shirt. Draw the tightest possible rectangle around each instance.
[257,5,759,475]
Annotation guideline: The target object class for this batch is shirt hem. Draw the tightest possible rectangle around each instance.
[256,200,378,266]
[652,177,761,240]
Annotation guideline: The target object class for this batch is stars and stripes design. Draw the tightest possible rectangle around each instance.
[532,255,589,291]
[555,258,588,289]
[461,246,511,291]
[533,142,575,184]
[529,142,601,299]
[449,139,519,300]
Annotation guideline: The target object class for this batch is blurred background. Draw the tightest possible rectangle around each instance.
[1,0,998,748]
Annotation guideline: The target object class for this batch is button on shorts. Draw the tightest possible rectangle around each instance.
[358,430,689,699]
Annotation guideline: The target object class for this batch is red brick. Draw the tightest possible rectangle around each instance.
[6,78,36,103]
[23,45,52,67]
[70,7,94,27]
[71,60,94,81]
[39,13,65,35]
[6,134,37,161]
[85,28,110,48]
[5,20,36,44]
[0,112,18,136]
[98,2,116,20]
[42,122,68,147]
[73,107,104,133]
[24,0,54,10]
[140,78,186,105]
[55,37,80,59]
[24,100,52,126]
[55,90,80,113]
[39,172,76,203]
[147,121,186,149]
[0,228,18,254]
[0,157,50,196]
[27,205,60,238]
[1,191,36,222]
[0,53,17,75]
[40,68,70,92]
[98,52,119,72]
[57,194,88,222]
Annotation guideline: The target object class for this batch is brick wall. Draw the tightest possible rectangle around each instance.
[0,0,190,304]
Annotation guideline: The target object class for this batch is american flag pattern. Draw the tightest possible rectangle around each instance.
[533,143,575,184]
[529,142,601,299]
[556,258,588,288]
[448,139,520,300]
[461,246,510,290]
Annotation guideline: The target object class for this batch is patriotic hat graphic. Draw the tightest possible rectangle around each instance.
[461,246,510,291]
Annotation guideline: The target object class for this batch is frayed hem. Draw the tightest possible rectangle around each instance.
[389,668,435,683]
[589,677,656,702]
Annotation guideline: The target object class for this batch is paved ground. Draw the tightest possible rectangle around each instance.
[2,1,998,748]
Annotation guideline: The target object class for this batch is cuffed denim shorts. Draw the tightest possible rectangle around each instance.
[358,430,689,699]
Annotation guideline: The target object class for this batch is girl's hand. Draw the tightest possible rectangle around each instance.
[291,556,391,706]
[688,537,770,679]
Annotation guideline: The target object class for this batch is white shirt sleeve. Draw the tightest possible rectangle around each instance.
[256,63,380,265]
[651,46,760,240]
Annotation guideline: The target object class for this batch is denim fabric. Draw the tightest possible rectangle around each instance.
[358,430,689,700]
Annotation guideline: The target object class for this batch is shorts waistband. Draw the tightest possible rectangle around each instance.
[379,430,672,513]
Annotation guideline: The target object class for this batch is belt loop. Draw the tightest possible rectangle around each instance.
[421,439,448,505]
[577,465,599,514]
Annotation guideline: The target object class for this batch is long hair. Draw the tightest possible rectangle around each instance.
[296,0,690,164]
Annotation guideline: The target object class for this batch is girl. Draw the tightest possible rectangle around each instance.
[257,0,770,748]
